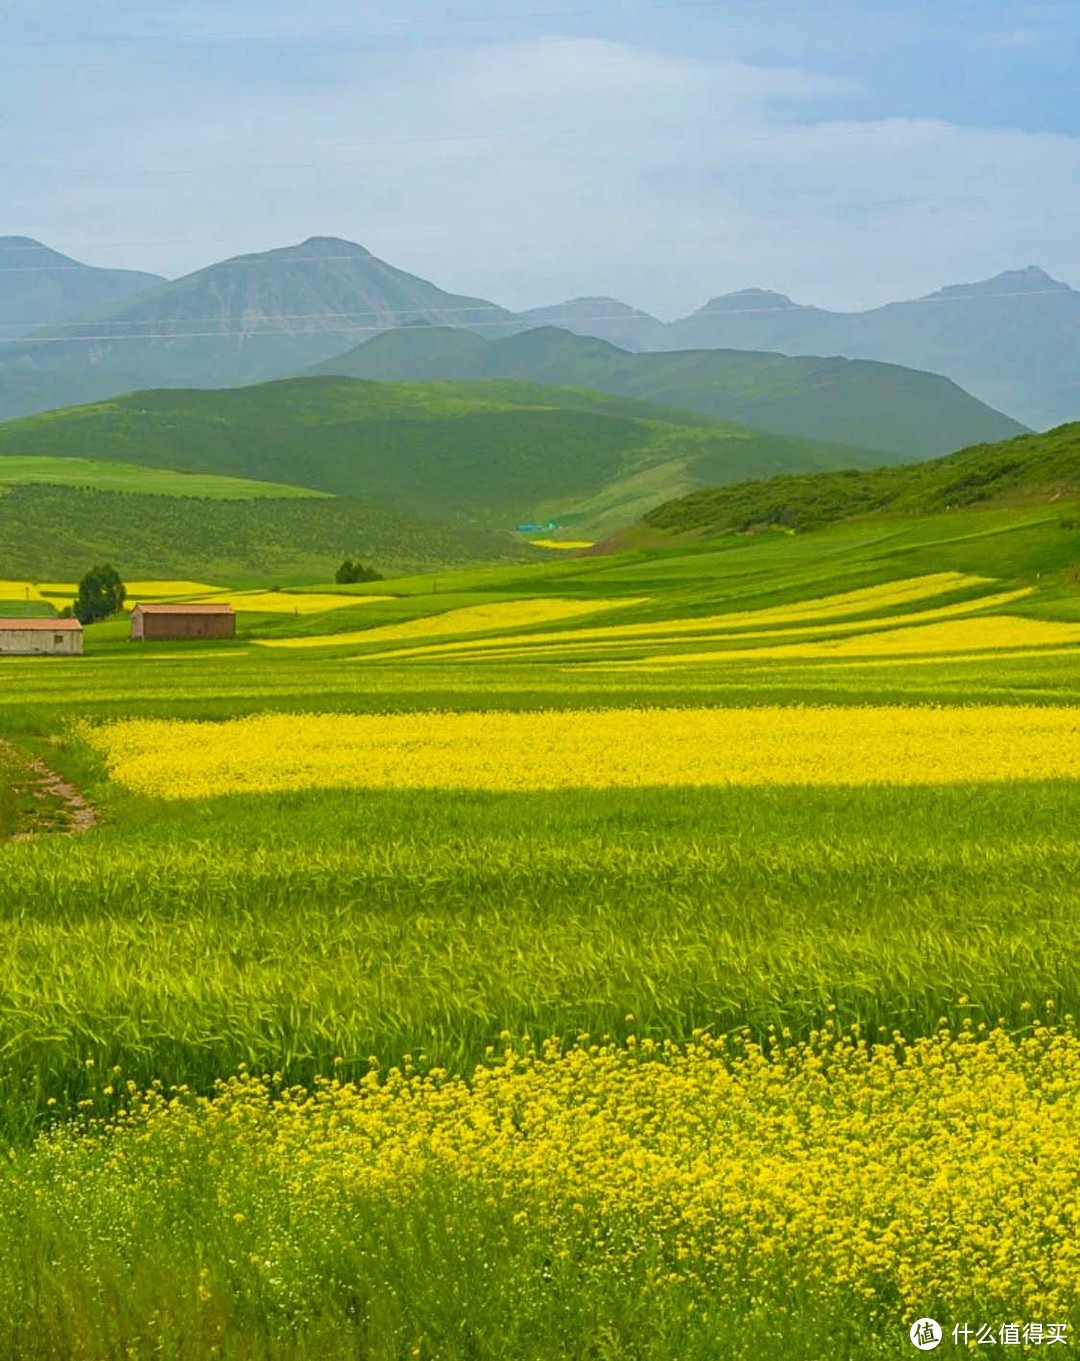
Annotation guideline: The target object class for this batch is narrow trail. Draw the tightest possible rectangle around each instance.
[0,738,98,841]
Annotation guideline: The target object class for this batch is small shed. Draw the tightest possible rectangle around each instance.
[130,603,236,641]
[0,617,83,656]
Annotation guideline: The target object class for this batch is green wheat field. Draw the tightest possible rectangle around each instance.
[3,497,1080,1359]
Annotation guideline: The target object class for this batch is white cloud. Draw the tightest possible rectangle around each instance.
[7,35,1080,313]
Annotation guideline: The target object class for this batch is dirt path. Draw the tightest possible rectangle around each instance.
[0,739,98,841]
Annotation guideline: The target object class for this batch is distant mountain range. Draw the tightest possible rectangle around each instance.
[0,237,163,340]
[517,297,668,351]
[309,325,1025,460]
[0,237,520,408]
[0,233,1072,435]
[533,266,1080,430]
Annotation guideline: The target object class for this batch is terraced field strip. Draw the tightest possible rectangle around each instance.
[32,581,381,615]
[258,596,648,648]
[84,705,1080,798]
[247,573,1006,662]
[609,614,1080,666]
[360,584,1035,663]
[0,580,49,605]
[210,590,385,614]
[36,580,227,607]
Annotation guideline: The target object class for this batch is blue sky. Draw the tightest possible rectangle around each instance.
[5,1,1080,314]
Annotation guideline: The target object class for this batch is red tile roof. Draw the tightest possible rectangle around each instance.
[132,603,234,614]
[0,617,82,630]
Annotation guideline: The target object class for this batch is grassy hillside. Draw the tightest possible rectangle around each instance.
[0,456,324,499]
[0,369,149,423]
[640,421,1080,538]
[0,484,527,581]
[0,375,893,538]
[309,323,1027,457]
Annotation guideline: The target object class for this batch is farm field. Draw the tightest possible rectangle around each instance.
[2,497,1080,1358]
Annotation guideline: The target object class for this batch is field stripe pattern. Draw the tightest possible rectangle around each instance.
[84,705,1080,798]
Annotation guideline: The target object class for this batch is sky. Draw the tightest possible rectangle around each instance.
[5,0,1080,315]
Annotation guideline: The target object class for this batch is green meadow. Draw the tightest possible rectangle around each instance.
[2,485,1080,1358]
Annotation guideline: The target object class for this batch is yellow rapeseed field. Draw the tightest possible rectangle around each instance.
[29,582,367,614]
[259,596,644,649]
[115,580,226,599]
[213,590,382,614]
[36,579,225,601]
[375,586,1035,662]
[630,614,1080,666]
[0,580,46,603]
[54,1022,1080,1322]
[706,570,991,625]
[527,539,596,550]
[82,705,1080,798]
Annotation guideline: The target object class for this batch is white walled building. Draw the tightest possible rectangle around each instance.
[0,618,84,656]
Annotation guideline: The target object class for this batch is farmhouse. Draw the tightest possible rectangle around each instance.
[130,603,236,641]
[0,617,83,656]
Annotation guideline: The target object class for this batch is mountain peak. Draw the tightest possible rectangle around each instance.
[0,236,80,266]
[923,266,1073,301]
[520,296,660,323]
[218,237,376,269]
[502,325,628,357]
[0,237,165,341]
[285,236,373,259]
[516,296,664,351]
[699,288,801,315]
[537,295,651,315]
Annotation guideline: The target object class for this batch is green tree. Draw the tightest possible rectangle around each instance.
[335,558,383,585]
[73,563,126,624]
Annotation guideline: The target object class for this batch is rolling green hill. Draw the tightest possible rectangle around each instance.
[638,421,1080,539]
[308,324,1027,458]
[0,375,897,538]
[0,369,151,423]
[0,484,525,582]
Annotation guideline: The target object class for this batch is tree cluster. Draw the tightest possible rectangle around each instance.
[335,559,383,585]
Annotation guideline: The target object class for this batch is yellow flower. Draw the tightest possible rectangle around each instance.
[84,705,1080,799]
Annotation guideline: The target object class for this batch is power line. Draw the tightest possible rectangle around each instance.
[0,284,1075,346]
